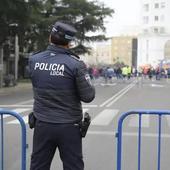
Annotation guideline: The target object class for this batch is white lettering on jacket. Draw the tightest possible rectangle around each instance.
[34,62,64,76]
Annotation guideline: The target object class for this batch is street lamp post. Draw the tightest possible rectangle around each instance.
[9,23,19,84]
[0,46,3,88]
[14,33,19,83]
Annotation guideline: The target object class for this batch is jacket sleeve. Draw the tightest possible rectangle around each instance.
[75,61,95,103]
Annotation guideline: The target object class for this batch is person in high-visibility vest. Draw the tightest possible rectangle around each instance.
[127,66,132,79]
[122,66,128,79]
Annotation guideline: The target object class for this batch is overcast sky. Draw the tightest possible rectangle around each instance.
[98,0,141,36]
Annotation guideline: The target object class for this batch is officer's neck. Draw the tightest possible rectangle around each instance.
[50,43,69,49]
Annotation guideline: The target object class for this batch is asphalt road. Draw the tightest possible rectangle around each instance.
[0,77,170,170]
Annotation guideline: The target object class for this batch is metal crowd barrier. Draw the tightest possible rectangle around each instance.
[116,110,170,170]
[0,109,26,170]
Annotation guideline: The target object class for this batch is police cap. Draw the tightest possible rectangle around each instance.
[51,21,77,42]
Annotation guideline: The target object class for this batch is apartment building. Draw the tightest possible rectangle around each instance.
[111,36,138,67]
[138,0,170,67]
[80,43,112,65]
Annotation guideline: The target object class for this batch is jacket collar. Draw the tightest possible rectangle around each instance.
[47,44,68,54]
[47,44,80,59]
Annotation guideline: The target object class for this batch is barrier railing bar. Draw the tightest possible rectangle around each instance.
[138,114,142,170]
[116,110,170,170]
[0,110,26,170]
[116,112,125,170]
[157,114,162,170]
[1,114,4,170]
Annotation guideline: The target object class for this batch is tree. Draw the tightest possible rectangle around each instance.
[0,0,114,55]
[27,0,114,54]
[60,0,114,54]
[0,0,30,45]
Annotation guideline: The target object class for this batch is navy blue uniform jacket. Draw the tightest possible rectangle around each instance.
[28,44,95,124]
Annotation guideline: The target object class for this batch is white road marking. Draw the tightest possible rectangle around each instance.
[7,109,118,126]
[16,99,34,105]
[88,131,115,135]
[150,84,164,88]
[7,108,89,124]
[165,116,170,127]
[100,82,136,107]
[128,114,150,127]
[0,105,33,108]
[0,104,98,108]
[88,131,170,138]
[100,83,116,86]
[106,84,135,107]
[82,105,98,108]
[1,108,31,119]
[8,115,28,124]
[83,108,89,113]
[91,109,119,126]
[122,132,170,138]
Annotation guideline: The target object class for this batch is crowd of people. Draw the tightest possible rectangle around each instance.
[87,65,170,83]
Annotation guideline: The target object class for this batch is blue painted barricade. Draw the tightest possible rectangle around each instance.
[0,109,26,170]
[116,110,170,170]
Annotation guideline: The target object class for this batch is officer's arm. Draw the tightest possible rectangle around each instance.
[75,61,95,103]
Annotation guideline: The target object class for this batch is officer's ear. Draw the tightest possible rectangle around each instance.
[68,42,73,48]
[68,41,76,48]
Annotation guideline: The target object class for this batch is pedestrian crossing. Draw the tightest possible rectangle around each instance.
[2,108,31,119]
[128,114,150,127]
[91,109,119,126]
[165,115,170,127]
[7,108,90,124]
[1,107,170,128]
[8,114,28,124]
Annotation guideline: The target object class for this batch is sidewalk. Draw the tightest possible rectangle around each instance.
[0,82,32,95]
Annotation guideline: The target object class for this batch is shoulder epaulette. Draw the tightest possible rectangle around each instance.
[66,50,80,61]
[32,50,41,55]
[70,54,80,61]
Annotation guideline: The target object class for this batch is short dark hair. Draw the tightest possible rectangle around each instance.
[50,32,69,46]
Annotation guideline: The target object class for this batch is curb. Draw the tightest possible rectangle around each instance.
[0,83,32,95]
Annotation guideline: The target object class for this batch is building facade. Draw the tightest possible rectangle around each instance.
[80,43,112,65]
[111,36,138,67]
[138,0,170,67]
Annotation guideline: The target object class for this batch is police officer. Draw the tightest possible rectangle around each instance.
[29,21,95,170]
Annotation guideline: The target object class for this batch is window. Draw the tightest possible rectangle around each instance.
[154,28,159,33]
[160,15,164,21]
[154,16,159,21]
[143,29,148,33]
[154,3,159,8]
[143,16,149,24]
[143,4,149,11]
[160,27,165,33]
[161,2,165,8]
